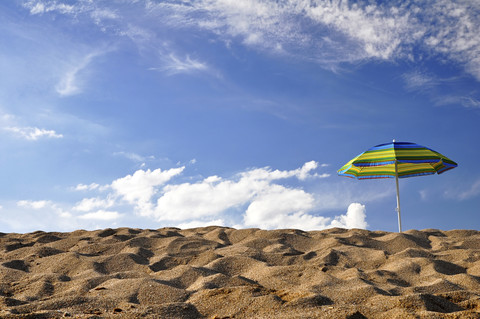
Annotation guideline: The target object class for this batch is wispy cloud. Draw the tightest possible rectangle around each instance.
[434,94,480,109]
[182,0,480,79]
[20,1,480,82]
[149,53,209,76]
[24,0,76,15]
[445,178,480,201]
[402,70,480,109]
[113,151,155,163]
[55,51,104,96]
[402,70,440,92]
[4,126,63,140]
[460,97,480,108]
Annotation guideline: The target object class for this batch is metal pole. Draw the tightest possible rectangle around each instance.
[394,159,402,233]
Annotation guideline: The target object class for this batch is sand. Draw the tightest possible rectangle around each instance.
[0,227,479,318]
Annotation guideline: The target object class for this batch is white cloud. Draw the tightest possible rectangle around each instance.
[446,178,480,201]
[150,53,209,75]
[244,187,368,230]
[5,199,119,232]
[21,1,480,81]
[74,183,101,191]
[401,71,480,108]
[433,94,480,108]
[460,97,480,108]
[84,162,359,231]
[243,184,325,230]
[17,200,51,209]
[305,1,414,60]
[1,113,15,122]
[179,0,480,79]
[1,200,75,232]
[56,50,107,96]
[90,8,118,24]
[297,161,330,180]
[421,1,480,80]
[402,70,439,91]
[24,1,76,15]
[330,203,368,229]
[240,160,327,182]
[73,197,114,212]
[153,161,325,222]
[4,126,63,140]
[111,167,185,214]
[113,151,155,163]
[78,210,121,221]
[177,219,225,229]
[155,176,252,221]
[312,180,393,211]
[419,189,429,201]
[159,0,419,66]
[6,162,369,232]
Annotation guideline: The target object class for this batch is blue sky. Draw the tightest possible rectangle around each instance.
[1,0,479,233]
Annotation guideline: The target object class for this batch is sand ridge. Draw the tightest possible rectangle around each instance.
[0,226,479,318]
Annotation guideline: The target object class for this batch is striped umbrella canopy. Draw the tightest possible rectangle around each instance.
[338,141,457,232]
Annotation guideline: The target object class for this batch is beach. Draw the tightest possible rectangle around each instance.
[0,226,479,318]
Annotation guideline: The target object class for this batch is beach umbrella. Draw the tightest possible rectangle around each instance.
[338,141,457,232]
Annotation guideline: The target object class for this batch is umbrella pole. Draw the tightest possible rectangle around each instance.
[394,160,402,233]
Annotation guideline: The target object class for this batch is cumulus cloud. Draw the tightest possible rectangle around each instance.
[152,161,325,222]
[111,167,185,214]
[8,162,369,232]
[245,191,367,230]
[243,185,325,230]
[177,219,226,229]
[74,183,101,191]
[5,126,63,140]
[17,200,51,209]
[9,198,121,231]
[330,203,368,229]
[73,197,115,212]
[7,199,75,231]
[78,210,121,221]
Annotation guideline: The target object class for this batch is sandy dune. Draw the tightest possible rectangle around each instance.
[0,226,479,318]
